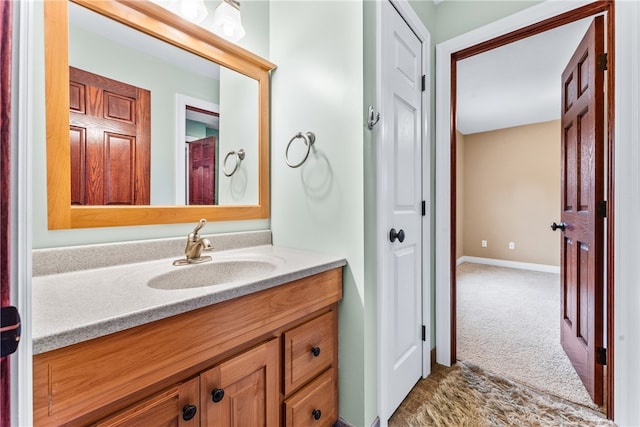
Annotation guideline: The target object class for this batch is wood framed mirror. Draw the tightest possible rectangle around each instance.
[45,0,275,229]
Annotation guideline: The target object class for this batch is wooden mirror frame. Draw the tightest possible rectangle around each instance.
[45,0,275,229]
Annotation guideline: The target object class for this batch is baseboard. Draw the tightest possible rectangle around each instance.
[456,256,560,274]
[334,417,356,427]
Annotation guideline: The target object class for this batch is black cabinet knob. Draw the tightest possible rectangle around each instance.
[182,404,197,421]
[389,228,405,243]
[311,346,321,357]
[551,222,567,231]
[211,388,225,403]
[312,409,322,420]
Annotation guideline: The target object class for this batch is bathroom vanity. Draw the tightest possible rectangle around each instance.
[32,232,345,426]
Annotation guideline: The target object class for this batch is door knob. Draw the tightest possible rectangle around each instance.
[551,222,567,231]
[389,228,405,243]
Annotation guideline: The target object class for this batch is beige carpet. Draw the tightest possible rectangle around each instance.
[456,262,598,410]
[389,362,614,427]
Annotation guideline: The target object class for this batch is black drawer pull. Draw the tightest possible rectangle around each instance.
[211,388,225,403]
[182,404,197,421]
[311,346,321,357]
[312,409,322,420]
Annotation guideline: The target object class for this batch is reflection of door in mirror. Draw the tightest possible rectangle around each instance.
[181,102,220,205]
[188,136,216,205]
[69,66,150,205]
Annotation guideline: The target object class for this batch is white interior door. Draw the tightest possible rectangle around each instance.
[378,0,424,422]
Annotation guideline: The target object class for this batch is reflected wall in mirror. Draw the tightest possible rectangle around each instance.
[45,0,275,228]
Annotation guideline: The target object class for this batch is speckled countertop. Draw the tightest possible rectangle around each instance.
[32,231,346,354]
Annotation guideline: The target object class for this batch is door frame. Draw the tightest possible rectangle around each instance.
[375,0,431,424]
[174,94,219,205]
[9,0,34,425]
[434,0,615,418]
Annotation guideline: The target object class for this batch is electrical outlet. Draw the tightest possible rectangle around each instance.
[508,242,515,250]
[481,240,487,248]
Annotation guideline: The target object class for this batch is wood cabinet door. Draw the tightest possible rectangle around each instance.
[94,377,200,427]
[200,340,279,427]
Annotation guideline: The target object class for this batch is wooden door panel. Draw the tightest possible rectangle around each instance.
[104,91,136,123]
[559,15,604,405]
[105,133,135,205]
[70,126,86,205]
[69,81,85,112]
[85,128,105,205]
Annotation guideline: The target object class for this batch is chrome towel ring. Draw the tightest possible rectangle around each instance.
[223,149,245,177]
[286,131,316,168]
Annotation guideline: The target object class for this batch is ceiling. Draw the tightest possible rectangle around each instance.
[456,17,595,135]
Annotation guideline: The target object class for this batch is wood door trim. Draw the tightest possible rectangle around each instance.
[449,0,615,418]
[1,0,12,424]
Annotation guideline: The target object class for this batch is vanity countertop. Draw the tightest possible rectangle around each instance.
[32,243,346,354]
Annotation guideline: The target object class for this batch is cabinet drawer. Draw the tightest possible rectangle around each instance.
[284,369,336,427]
[283,311,335,395]
[93,377,200,427]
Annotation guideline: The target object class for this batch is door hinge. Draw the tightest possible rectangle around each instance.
[422,200,426,216]
[597,53,608,71]
[421,75,426,92]
[596,347,607,366]
[421,325,426,341]
[597,200,607,218]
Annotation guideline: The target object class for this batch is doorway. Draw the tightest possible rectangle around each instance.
[454,16,600,410]
[435,0,615,419]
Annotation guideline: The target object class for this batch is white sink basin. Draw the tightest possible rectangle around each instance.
[148,259,279,290]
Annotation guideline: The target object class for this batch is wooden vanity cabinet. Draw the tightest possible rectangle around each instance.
[33,268,342,427]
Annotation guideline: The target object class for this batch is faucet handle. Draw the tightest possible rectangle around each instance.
[193,218,207,234]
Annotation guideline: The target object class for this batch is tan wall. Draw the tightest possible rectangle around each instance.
[460,120,561,266]
[456,131,465,260]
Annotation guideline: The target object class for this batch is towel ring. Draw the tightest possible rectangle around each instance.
[223,149,245,177]
[286,132,316,168]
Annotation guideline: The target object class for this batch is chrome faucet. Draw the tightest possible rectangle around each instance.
[173,219,213,266]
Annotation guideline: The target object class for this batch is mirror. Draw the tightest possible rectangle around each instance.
[45,0,275,229]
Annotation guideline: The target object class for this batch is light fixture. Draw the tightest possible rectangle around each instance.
[212,0,246,42]
[180,0,208,24]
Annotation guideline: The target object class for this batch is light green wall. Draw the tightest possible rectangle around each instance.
[433,0,543,43]
[269,1,365,425]
[362,2,378,424]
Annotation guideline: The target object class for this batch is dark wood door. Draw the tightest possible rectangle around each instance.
[188,136,216,205]
[69,67,150,205]
[1,0,13,424]
[559,16,605,405]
